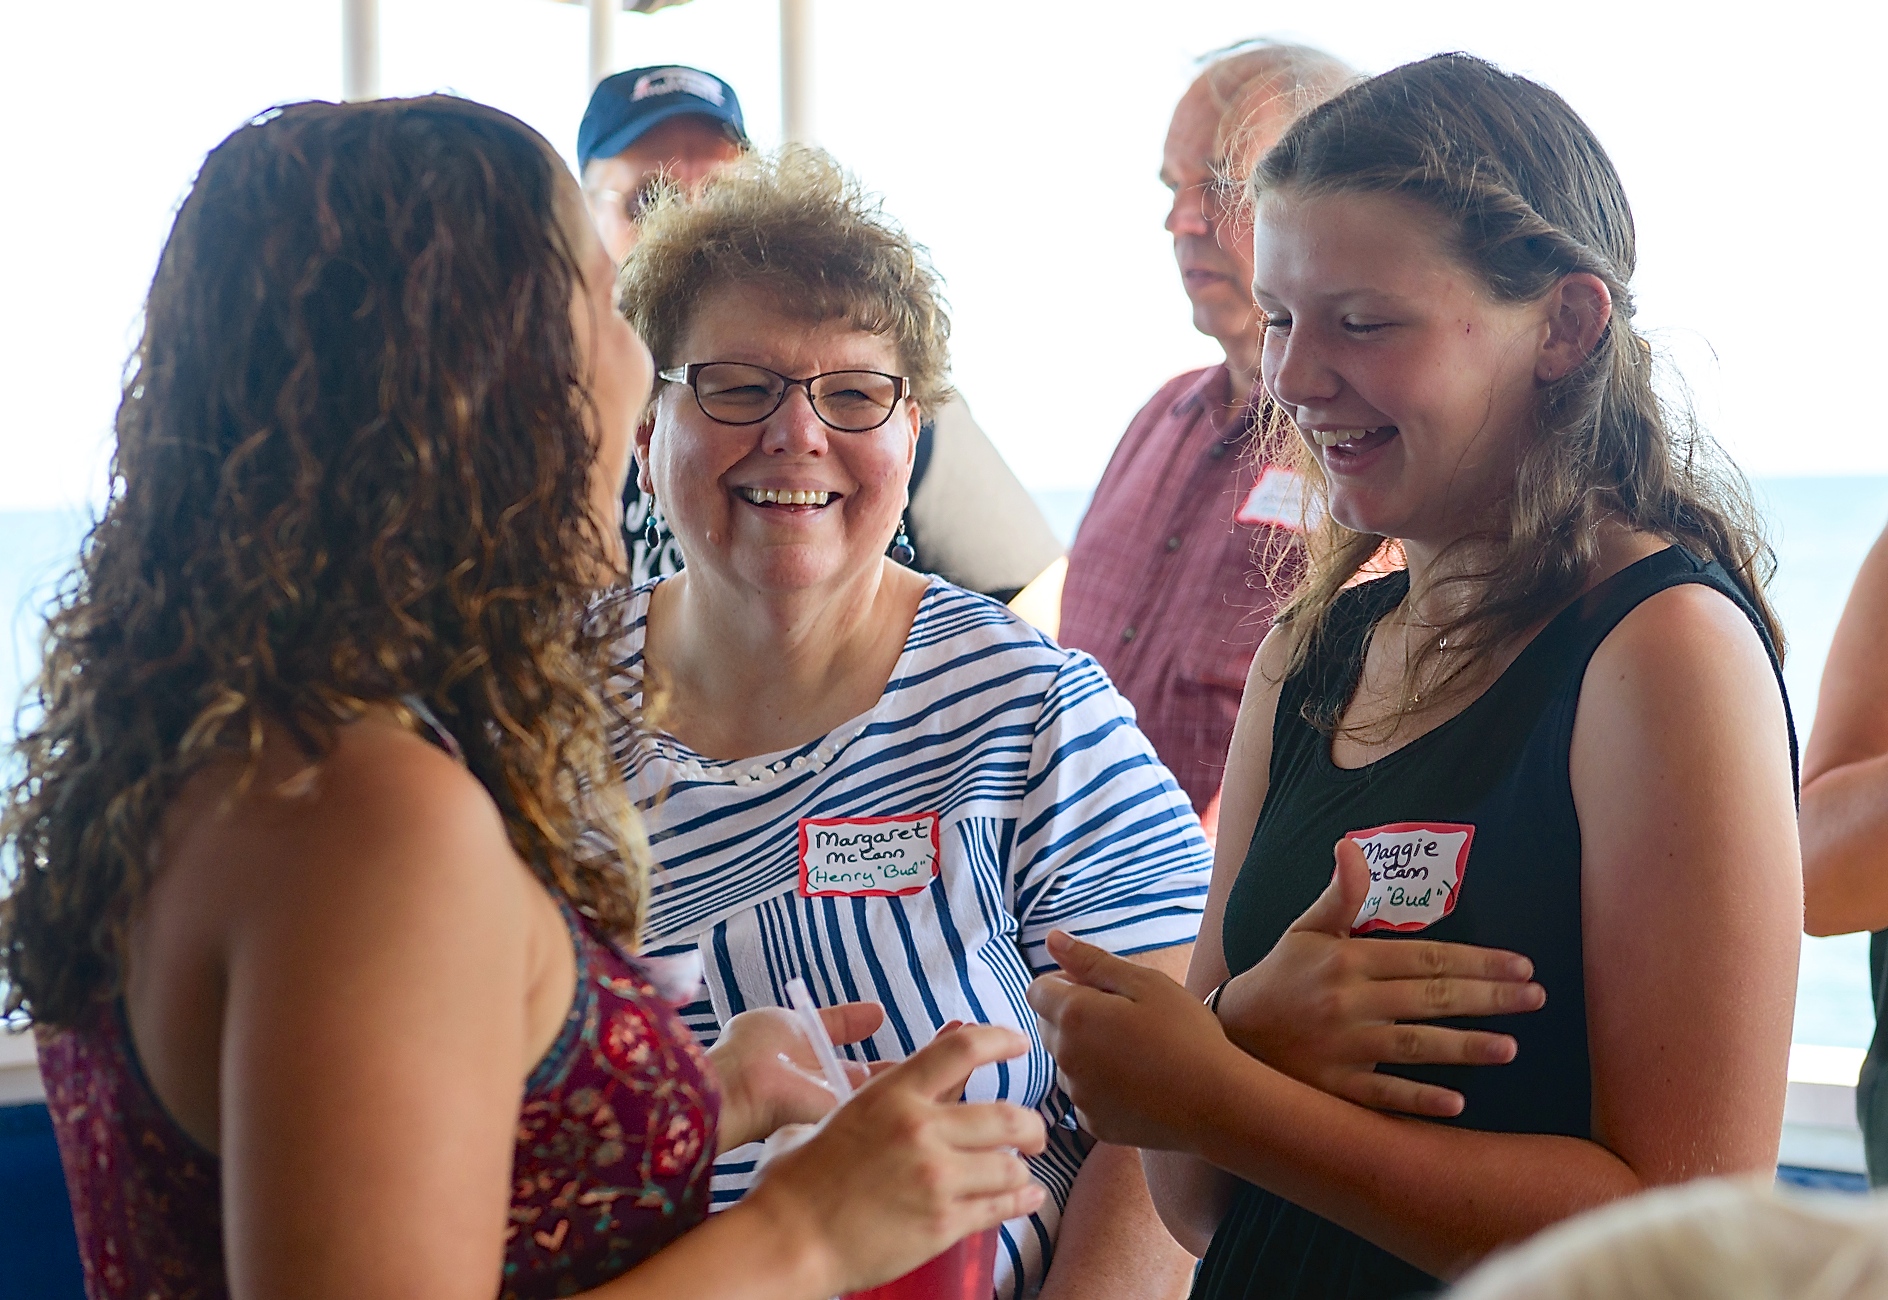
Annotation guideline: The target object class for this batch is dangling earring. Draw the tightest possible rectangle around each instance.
[643,498,663,551]
[890,515,915,566]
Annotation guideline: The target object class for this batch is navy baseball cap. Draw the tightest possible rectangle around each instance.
[578,65,747,170]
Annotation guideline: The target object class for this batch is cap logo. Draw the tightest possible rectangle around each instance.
[631,68,726,105]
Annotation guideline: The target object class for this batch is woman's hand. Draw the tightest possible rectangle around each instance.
[745,1023,1049,1296]
[708,1002,887,1153]
[1028,931,1246,1153]
[1218,839,1545,1117]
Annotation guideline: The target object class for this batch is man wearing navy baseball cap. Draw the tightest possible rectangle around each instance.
[579,65,747,260]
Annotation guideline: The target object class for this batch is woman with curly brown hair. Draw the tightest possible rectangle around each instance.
[1,96,1045,1300]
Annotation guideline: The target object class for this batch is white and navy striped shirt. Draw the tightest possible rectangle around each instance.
[608,578,1211,1298]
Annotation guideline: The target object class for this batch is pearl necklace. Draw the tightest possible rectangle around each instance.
[627,656,873,786]
[656,721,872,786]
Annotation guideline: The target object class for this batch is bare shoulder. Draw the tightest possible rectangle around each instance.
[1246,621,1297,707]
[1584,580,1777,709]
[1573,578,1793,836]
[290,718,509,847]
[167,716,530,934]
[1221,622,1295,781]
[132,714,553,1153]
[1193,621,1297,992]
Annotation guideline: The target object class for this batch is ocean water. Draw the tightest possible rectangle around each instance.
[2,477,1882,1049]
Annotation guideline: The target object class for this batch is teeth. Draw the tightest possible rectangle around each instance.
[740,487,832,506]
[1312,428,1369,447]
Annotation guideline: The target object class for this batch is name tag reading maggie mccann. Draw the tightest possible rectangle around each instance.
[1347,821,1476,935]
[798,813,942,898]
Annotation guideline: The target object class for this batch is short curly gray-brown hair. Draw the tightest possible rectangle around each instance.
[618,146,953,413]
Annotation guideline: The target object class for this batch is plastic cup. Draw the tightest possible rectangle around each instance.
[841,1226,1001,1300]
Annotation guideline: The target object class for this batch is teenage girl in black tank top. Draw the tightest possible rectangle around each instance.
[1192,549,1795,1298]
[1027,54,1802,1300]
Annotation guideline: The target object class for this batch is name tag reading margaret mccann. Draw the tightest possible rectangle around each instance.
[797,813,942,898]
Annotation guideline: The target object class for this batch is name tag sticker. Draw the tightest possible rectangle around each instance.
[1347,821,1475,934]
[798,813,942,898]
[1235,466,1319,532]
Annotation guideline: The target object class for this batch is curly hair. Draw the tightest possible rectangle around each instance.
[2,96,651,1029]
[617,145,953,412]
[1250,54,1781,728]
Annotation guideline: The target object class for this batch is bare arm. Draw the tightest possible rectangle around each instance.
[1038,944,1198,1300]
[219,738,550,1299]
[1802,522,1888,935]
[1139,629,1285,1255]
[1576,584,1799,1183]
[1040,584,1800,1278]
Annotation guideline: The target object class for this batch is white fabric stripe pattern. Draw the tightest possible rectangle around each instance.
[606,577,1210,1299]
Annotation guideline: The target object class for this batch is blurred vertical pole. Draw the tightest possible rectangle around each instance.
[780,0,813,144]
[342,0,380,101]
[588,0,617,87]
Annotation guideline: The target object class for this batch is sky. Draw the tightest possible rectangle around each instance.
[2,0,1884,510]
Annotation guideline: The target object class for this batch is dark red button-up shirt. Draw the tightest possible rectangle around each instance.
[1060,365,1300,814]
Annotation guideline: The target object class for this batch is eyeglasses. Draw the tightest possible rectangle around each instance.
[658,362,912,432]
[584,179,662,227]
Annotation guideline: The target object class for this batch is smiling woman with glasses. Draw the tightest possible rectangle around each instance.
[609,147,1210,1300]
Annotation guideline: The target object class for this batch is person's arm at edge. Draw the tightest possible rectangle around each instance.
[1037,942,1200,1300]
[1051,584,1798,1279]
[1801,521,1888,935]
[1139,625,1289,1255]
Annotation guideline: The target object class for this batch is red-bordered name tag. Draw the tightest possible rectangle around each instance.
[1234,466,1318,532]
[1347,821,1475,934]
[798,813,942,898]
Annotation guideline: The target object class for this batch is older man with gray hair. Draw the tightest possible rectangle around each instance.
[1059,40,1355,834]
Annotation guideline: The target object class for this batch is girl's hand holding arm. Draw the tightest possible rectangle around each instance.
[1217,838,1544,1119]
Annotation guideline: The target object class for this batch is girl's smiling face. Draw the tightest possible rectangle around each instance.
[1253,188,1555,551]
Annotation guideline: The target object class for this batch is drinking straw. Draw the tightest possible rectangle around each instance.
[785,976,855,1102]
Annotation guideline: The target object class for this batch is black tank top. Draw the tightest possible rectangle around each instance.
[1193,547,1794,1300]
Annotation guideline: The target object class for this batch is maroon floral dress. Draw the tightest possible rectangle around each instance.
[37,906,721,1300]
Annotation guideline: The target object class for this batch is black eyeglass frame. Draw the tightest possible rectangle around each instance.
[658,362,914,433]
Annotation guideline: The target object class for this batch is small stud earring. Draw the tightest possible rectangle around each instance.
[890,516,916,566]
[643,499,663,551]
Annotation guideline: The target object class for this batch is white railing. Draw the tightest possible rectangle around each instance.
[1781,1044,1867,1174]
[0,1028,40,1106]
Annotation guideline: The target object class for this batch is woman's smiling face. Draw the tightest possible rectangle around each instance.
[639,282,919,595]
[1253,189,1552,548]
